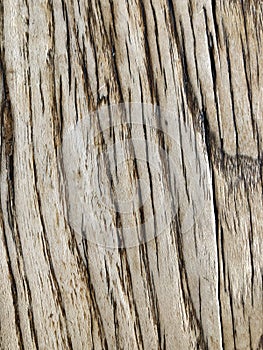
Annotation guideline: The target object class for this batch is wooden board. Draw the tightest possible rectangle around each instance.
[0,0,262,349]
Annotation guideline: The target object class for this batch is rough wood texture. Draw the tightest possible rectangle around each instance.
[0,0,262,349]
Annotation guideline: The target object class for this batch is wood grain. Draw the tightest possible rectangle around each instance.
[0,0,262,349]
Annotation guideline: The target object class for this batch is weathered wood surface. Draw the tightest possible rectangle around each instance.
[0,0,262,349]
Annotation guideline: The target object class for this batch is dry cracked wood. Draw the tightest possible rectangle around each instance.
[0,0,262,349]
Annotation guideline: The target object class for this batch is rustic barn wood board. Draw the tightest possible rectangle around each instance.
[0,0,262,349]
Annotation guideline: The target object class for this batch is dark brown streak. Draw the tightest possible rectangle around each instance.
[62,0,72,92]
[0,217,25,350]
[188,2,200,86]
[109,27,124,104]
[223,24,239,157]
[138,0,155,104]
[202,111,225,350]
[125,40,132,76]
[1,6,39,348]
[240,36,257,142]
[24,275,40,350]
[82,240,109,350]
[74,77,79,122]
[220,226,227,293]
[120,250,144,348]
[150,0,162,71]
[179,21,200,122]
[39,71,45,114]
[112,294,120,349]
[0,47,25,350]
[203,7,223,150]
[108,0,117,37]
[228,272,237,350]
[26,24,73,346]
[246,191,255,306]
[78,37,95,111]
[172,217,208,350]
[211,0,220,48]
[31,150,74,350]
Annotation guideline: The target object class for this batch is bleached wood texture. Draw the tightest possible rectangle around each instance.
[0,0,262,349]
